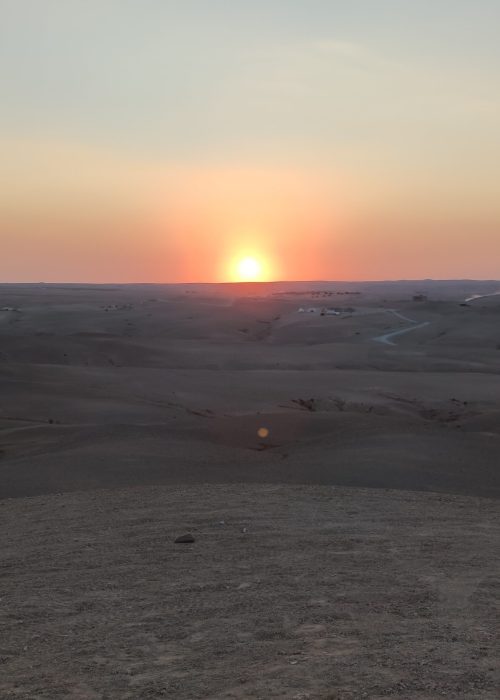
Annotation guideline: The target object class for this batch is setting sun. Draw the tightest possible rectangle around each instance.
[235,256,262,281]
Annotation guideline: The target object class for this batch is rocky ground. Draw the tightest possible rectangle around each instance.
[1,483,499,699]
[1,282,500,698]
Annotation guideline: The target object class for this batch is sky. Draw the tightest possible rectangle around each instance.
[1,0,499,282]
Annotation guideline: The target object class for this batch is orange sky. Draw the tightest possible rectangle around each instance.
[1,2,499,282]
[1,138,499,282]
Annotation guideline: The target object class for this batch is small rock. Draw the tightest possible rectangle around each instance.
[175,534,195,544]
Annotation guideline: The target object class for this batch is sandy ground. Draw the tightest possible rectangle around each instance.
[1,282,500,499]
[1,484,499,699]
[1,281,500,698]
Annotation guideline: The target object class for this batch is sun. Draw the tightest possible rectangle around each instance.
[236,256,262,281]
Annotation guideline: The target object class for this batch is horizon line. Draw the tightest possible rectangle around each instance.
[1,278,500,286]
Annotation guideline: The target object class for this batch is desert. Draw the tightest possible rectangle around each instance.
[1,280,499,698]
[3,1,500,696]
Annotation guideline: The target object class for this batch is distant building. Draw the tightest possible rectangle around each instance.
[298,306,341,315]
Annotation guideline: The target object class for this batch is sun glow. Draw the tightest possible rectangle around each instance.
[235,256,263,281]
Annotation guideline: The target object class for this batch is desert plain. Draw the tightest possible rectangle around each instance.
[1,280,500,698]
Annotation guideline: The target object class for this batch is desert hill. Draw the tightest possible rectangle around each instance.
[2,282,500,698]
[1,281,500,499]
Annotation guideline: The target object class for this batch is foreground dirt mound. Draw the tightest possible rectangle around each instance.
[1,484,499,699]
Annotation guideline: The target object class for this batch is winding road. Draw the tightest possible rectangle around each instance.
[373,309,430,346]
[465,291,500,302]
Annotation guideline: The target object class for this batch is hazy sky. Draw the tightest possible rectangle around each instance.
[1,0,499,281]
